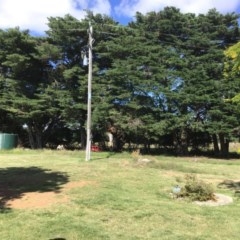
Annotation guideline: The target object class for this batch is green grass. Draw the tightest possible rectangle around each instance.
[0,150,240,239]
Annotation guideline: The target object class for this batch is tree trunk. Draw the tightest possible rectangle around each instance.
[181,128,188,155]
[80,126,86,149]
[35,132,43,149]
[27,127,36,149]
[219,133,229,157]
[107,132,113,150]
[212,134,219,155]
[26,124,43,149]
[174,129,188,156]
[107,125,125,152]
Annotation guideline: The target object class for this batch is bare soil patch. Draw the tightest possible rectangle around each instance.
[194,193,233,206]
[6,181,96,209]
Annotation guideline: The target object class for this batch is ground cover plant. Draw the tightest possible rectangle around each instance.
[0,149,240,240]
[177,174,216,201]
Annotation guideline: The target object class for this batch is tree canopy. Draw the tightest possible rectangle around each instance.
[0,8,240,156]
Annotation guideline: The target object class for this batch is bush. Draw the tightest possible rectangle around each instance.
[131,149,141,161]
[179,174,215,201]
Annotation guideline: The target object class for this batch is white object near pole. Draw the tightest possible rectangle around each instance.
[85,22,93,161]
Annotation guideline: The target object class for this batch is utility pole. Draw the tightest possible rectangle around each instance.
[85,22,93,161]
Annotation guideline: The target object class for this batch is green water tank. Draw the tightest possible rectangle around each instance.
[0,133,18,150]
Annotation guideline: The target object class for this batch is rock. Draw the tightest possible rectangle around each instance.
[57,144,65,150]
[137,158,152,164]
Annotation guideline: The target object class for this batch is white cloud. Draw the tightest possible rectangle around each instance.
[115,0,240,18]
[0,0,111,34]
[0,0,238,35]
[90,0,111,14]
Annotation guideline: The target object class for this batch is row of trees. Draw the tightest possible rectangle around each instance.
[0,7,240,156]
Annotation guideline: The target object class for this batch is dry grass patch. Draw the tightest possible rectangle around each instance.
[5,180,97,209]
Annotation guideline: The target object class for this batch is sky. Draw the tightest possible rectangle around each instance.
[0,0,239,35]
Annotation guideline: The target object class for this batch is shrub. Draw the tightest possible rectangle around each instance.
[179,174,215,201]
[131,149,141,161]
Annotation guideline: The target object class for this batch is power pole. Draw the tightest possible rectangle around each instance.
[85,22,93,161]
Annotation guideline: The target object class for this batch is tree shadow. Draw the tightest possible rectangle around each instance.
[218,180,240,198]
[0,167,69,211]
[218,179,240,193]
[49,238,66,240]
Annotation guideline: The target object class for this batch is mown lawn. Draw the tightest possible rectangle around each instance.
[0,149,240,240]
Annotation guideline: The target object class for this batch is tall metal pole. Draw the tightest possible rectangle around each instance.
[85,22,93,161]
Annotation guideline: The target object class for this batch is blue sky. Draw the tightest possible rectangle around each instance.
[0,0,239,35]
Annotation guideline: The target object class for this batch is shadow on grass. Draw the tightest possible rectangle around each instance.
[49,238,66,240]
[85,151,117,161]
[0,167,69,211]
[218,180,240,198]
[218,180,240,191]
[138,148,240,160]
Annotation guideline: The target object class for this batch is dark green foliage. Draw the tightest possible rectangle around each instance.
[96,7,240,154]
[179,174,215,201]
[0,9,239,153]
[0,28,60,148]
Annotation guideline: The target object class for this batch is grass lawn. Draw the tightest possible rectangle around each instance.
[0,149,240,240]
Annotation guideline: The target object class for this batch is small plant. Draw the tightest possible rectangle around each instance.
[179,174,215,201]
[131,149,141,161]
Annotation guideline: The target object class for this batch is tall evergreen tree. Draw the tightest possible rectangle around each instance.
[0,28,61,148]
[46,13,120,148]
[95,7,240,154]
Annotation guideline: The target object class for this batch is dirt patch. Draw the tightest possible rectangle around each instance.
[6,181,96,209]
[194,193,233,206]
[6,191,68,209]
